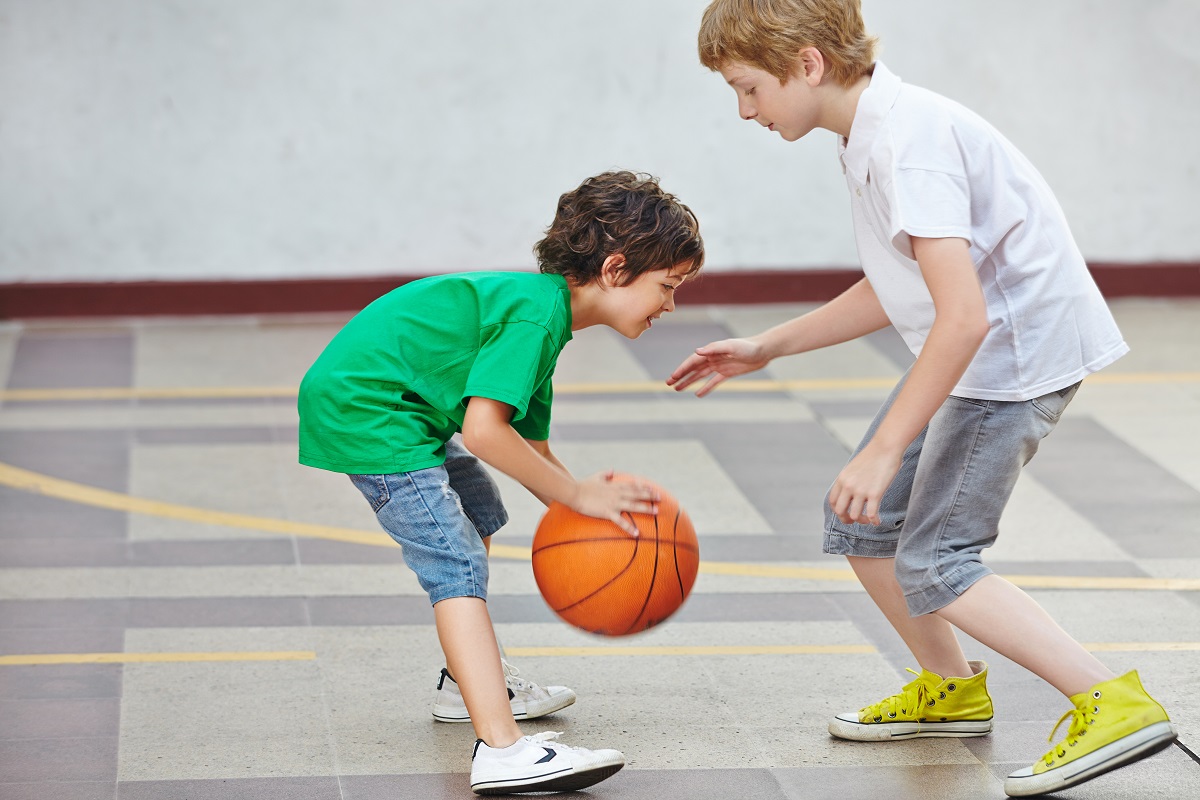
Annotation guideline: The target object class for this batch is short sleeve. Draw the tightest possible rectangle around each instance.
[462,321,557,424]
[512,374,554,440]
[889,167,972,260]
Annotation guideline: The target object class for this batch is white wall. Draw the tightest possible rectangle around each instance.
[1,0,1197,282]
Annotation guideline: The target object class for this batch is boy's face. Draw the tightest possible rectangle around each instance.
[605,262,690,340]
[720,61,821,142]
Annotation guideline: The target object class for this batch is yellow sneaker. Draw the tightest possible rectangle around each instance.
[1005,670,1177,797]
[828,659,993,741]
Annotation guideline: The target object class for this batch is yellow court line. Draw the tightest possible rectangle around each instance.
[0,651,316,666]
[1,460,1198,591]
[2,371,1199,403]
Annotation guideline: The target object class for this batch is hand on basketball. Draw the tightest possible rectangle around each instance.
[827,445,902,526]
[666,338,769,397]
[571,471,660,536]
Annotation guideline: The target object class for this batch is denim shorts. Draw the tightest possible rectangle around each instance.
[823,375,1081,616]
[349,437,508,606]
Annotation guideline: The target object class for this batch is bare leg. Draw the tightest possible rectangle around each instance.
[433,596,523,747]
[849,556,972,678]
[934,575,1114,697]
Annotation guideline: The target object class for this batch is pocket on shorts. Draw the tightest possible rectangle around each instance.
[1031,381,1081,423]
[348,474,391,513]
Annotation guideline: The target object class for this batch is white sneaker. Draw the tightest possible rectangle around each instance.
[470,731,624,795]
[432,660,577,723]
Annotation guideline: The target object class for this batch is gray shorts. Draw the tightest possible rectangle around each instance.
[823,375,1081,616]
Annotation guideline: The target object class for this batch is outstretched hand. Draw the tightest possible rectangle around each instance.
[666,338,769,397]
[570,471,660,537]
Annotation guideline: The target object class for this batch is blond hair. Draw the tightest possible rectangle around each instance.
[698,0,877,86]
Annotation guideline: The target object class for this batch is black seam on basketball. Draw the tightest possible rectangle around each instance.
[624,507,662,634]
[672,507,687,600]
[551,510,642,615]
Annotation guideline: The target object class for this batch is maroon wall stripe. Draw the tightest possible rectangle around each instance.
[2,263,1197,319]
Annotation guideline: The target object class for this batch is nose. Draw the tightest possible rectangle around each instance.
[738,97,755,121]
[663,294,676,313]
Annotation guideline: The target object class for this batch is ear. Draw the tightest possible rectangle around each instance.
[796,46,826,86]
[600,254,626,287]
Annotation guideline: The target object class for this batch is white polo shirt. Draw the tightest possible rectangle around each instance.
[837,62,1128,401]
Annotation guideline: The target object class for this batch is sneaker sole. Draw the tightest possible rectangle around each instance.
[1004,721,1178,797]
[829,716,993,741]
[472,761,624,795]
[433,692,577,724]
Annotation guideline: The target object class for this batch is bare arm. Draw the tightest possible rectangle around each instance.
[461,396,658,535]
[668,277,892,396]
[828,237,990,524]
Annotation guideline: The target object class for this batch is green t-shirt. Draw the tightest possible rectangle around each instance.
[298,271,573,474]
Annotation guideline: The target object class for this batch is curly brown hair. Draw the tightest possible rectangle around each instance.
[535,171,705,286]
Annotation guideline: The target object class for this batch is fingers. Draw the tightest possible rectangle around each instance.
[666,353,712,388]
[829,487,882,526]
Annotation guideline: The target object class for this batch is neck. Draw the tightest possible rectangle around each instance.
[822,72,872,139]
[567,279,605,331]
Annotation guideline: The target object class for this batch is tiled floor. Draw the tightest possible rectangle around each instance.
[1,299,1198,799]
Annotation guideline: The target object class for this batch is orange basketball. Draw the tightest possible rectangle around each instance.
[532,475,699,636]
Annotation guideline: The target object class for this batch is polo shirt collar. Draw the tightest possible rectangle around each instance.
[838,61,902,184]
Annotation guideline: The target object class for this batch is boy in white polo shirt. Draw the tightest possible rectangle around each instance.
[669,1,1177,796]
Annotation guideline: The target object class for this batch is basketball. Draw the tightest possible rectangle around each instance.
[531,475,699,636]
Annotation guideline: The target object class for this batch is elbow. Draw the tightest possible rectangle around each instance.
[460,420,495,461]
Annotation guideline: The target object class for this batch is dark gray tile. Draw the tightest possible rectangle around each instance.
[0,539,129,568]
[340,773,473,800]
[118,776,341,800]
[0,628,125,656]
[305,596,434,626]
[0,430,129,540]
[344,769,790,800]
[1029,417,1200,557]
[127,539,297,567]
[0,600,130,630]
[6,334,133,391]
[0,665,123,701]
[0,698,120,740]
[0,431,129,492]
[0,781,116,800]
[0,737,118,782]
[603,768,790,799]
[297,538,407,565]
[773,763,1002,800]
[126,597,309,628]
[0,491,127,541]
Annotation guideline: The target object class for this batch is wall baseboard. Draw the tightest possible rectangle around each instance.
[2,263,1197,319]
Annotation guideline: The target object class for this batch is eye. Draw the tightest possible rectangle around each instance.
[745,87,756,97]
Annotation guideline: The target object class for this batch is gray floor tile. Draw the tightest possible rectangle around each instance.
[0,665,123,701]
[117,776,341,800]
[0,782,116,800]
[5,333,133,391]
[0,737,118,782]
[0,698,121,740]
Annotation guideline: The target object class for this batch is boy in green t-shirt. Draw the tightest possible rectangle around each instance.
[298,170,704,795]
